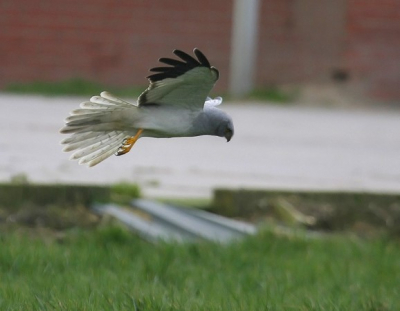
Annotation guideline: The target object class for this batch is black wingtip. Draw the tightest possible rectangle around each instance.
[146,48,214,83]
[173,49,198,65]
[193,48,211,67]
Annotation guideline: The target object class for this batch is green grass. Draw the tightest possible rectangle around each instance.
[247,87,295,103]
[4,78,144,97]
[0,226,399,310]
[110,182,142,205]
[4,79,296,104]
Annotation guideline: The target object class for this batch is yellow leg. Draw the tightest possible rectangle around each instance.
[116,129,144,156]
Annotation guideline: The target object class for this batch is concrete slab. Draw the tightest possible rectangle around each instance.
[1,93,400,198]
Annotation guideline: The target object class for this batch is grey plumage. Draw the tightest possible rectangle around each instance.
[60,48,234,167]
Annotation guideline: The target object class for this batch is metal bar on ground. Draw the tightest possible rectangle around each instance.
[131,199,255,243]
[92,203,195,243]
[179,206,257,235]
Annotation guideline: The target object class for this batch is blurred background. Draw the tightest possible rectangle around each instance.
[2,0,400,103]
[1,1,400,309]
[2,0,400,197]
[1,0,400,199]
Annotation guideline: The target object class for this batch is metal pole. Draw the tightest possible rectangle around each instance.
[229,0,260,97]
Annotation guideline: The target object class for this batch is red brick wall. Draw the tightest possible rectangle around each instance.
[257,0,347,84]
[0,0,232,91]
[256,0,400,101]
[2,0,400,101]
[345,0,400,100]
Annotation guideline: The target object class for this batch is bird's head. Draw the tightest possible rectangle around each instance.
[216,118,234,142]
[194,105,234,141]
[211,109,234,142]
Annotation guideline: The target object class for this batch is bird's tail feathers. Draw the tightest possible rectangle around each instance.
[60,92,138,167]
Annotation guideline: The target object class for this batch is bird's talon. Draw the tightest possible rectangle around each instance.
[116,129,144,156]
[116,137,134,156]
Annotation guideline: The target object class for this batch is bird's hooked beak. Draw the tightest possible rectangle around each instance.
[225,128,233,142]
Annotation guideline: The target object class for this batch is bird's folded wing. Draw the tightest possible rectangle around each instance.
[137,49,219,111]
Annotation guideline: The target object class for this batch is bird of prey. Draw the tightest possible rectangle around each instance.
[60,48,234,167]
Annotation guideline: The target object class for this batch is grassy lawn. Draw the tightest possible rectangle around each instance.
[4,78,144,98]
[0,226,399,310]
[3,79,294,104]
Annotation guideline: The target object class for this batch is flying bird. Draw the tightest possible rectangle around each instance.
[60,48,234,167]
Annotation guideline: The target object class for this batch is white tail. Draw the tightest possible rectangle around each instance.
[60,92,137,167]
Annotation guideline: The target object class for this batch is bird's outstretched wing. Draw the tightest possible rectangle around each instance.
[137,48,219,111]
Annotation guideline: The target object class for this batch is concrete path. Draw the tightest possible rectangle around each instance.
[1,93,400,198]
